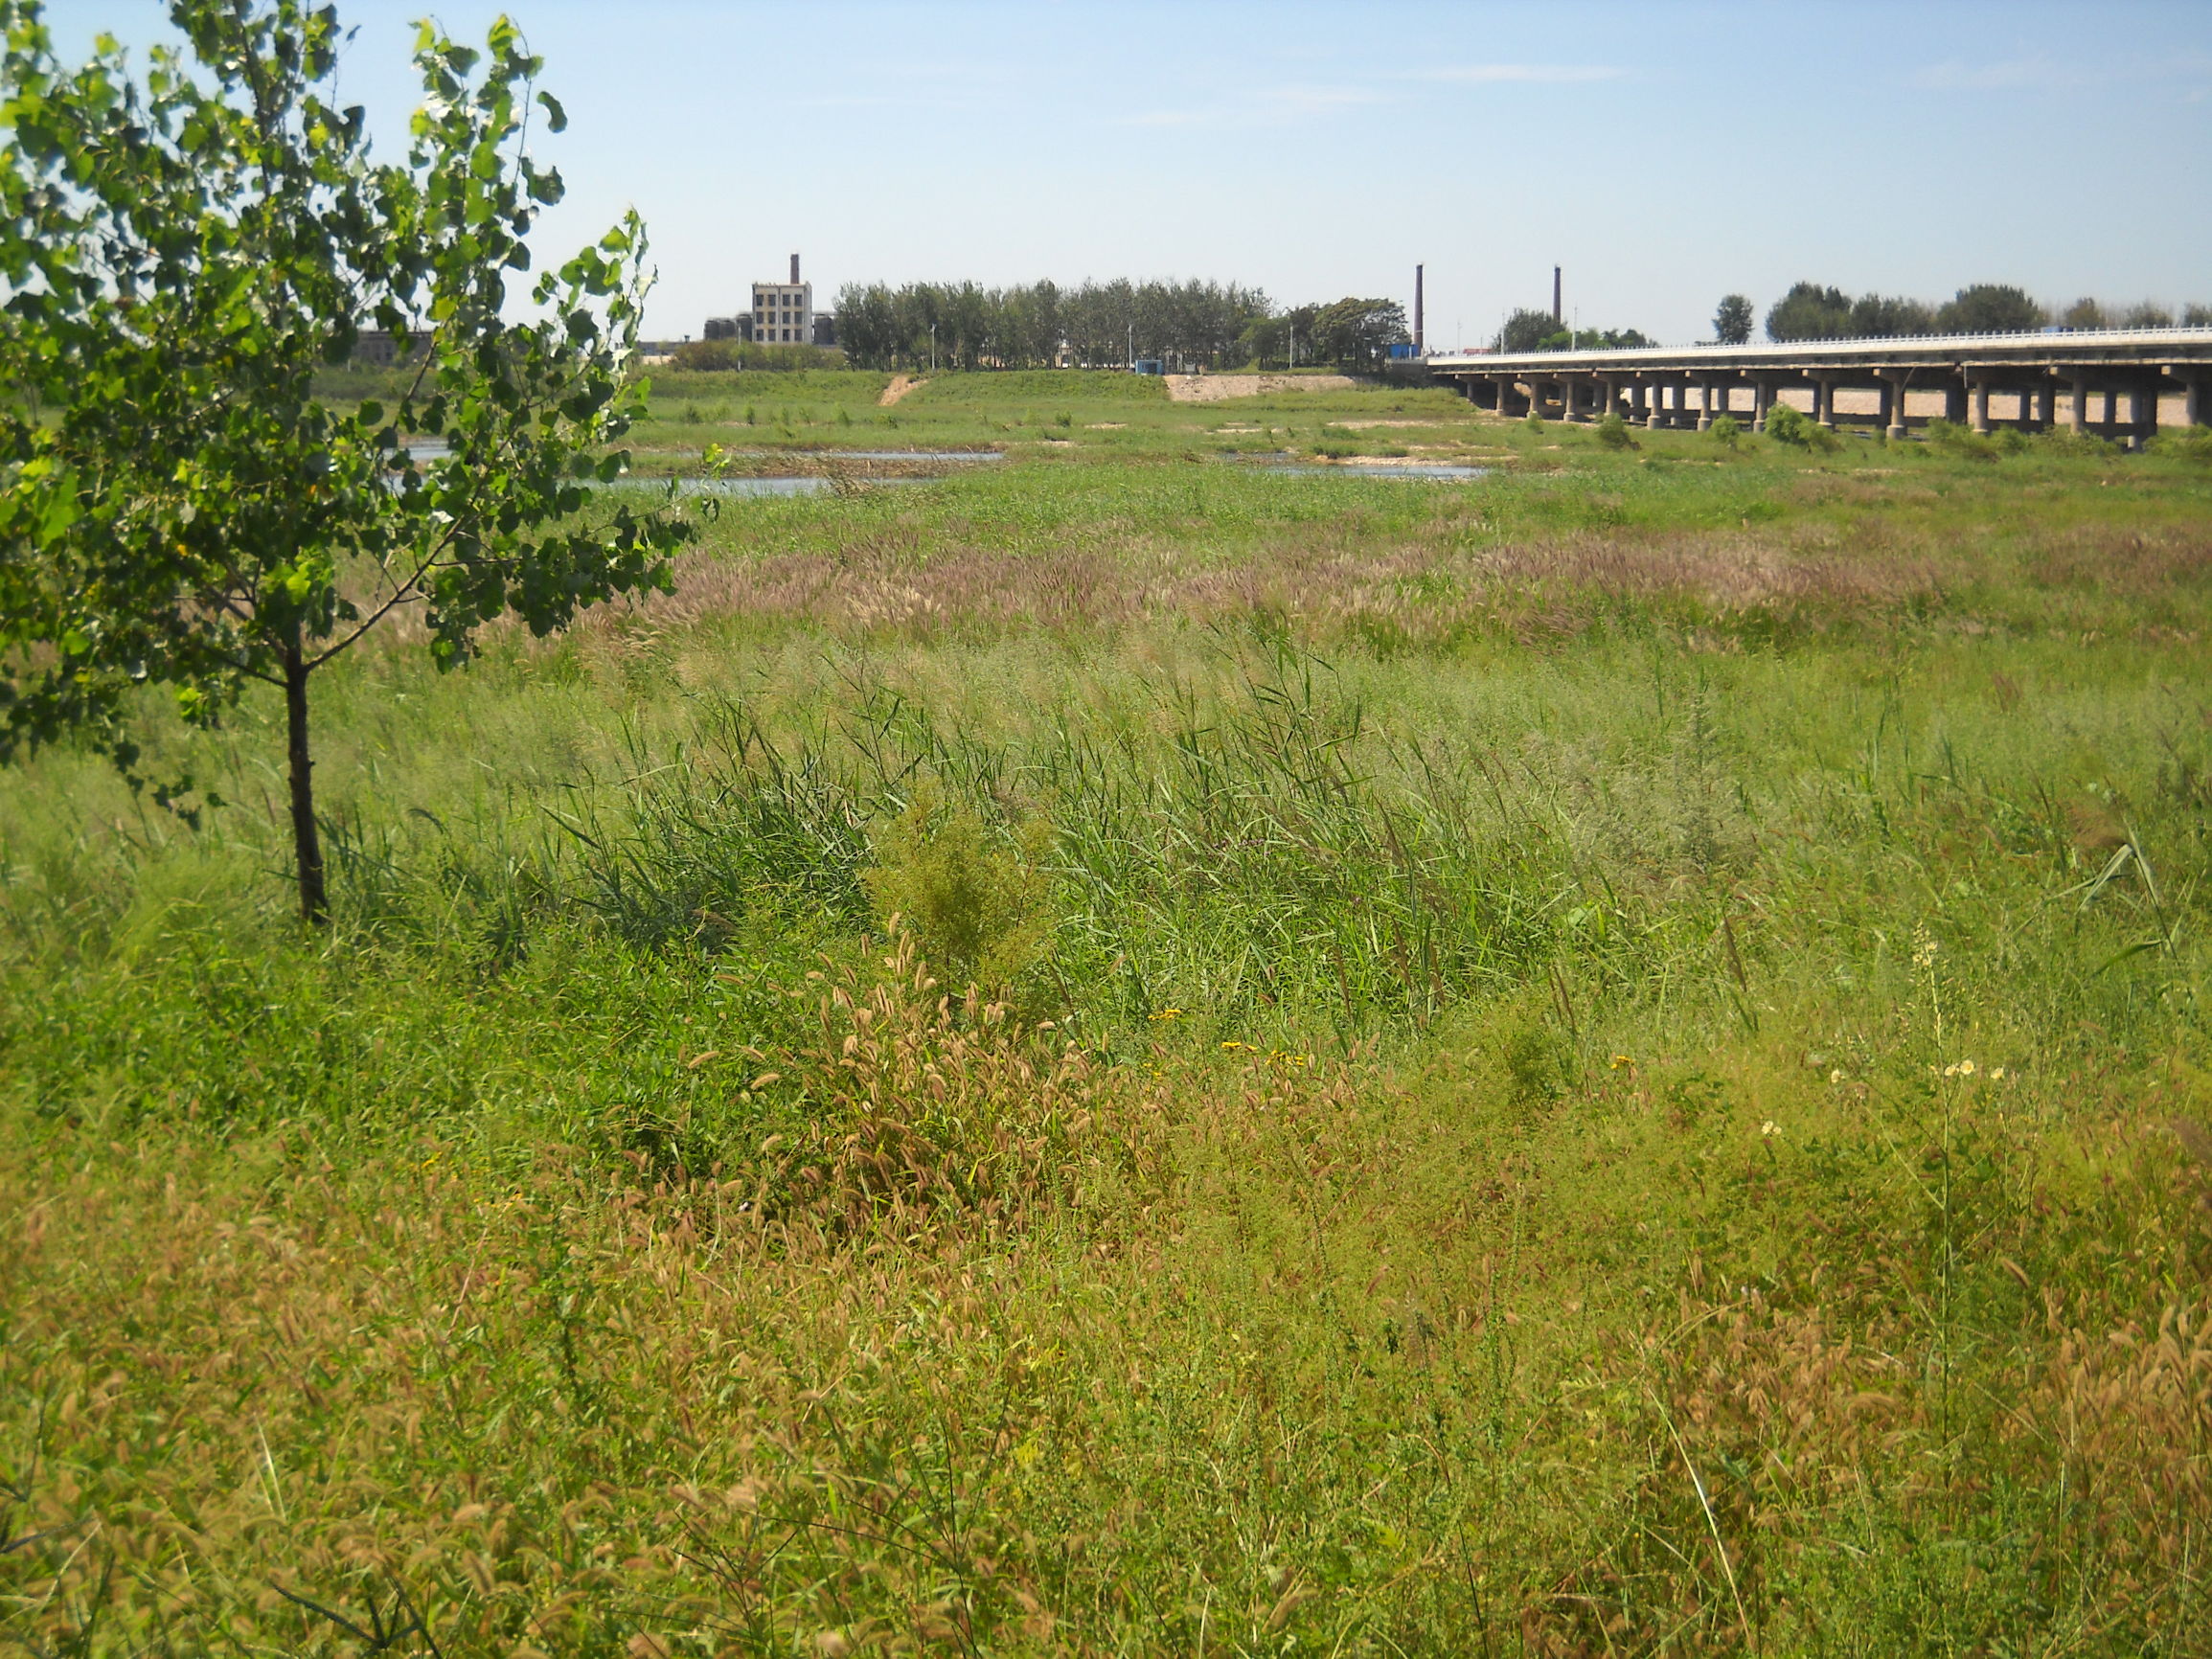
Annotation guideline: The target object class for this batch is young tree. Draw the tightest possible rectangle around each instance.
[1712,293,1754,345]
[0,1,693,922]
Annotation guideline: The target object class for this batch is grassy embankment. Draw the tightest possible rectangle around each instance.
[6,378,2212,1653]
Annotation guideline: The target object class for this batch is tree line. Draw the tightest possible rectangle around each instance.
[831,279,1409,372]
[1494,309,1653,352]
[1709,283,2212,345]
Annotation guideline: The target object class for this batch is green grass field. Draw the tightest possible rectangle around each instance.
[7,375,2212,1654]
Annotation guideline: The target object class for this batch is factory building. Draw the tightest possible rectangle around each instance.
[755,254,810,344]
[703,254,835,347]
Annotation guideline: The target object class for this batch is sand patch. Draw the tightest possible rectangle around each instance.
[878,375,926,407]
[1166,374,1358,403]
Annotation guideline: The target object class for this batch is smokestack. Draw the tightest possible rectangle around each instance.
[790,252,800,285]
[1414,264,1424,352]
[1552,265,1562,325]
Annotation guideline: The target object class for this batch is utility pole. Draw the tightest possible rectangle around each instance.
[1414,263,1425,353]
[930,322,938,372]
[1127,320,1133,370]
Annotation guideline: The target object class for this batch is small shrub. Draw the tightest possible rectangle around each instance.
[837,405,853,426]
[1765,401,1839,452]
[1503,1017,1571,1112]
[1523,413,1545,434]
[864,787,1055,991]
[1926,419,1997,462]
[2040,427,2120,458]
[1765,401,1813,447]
[1595,412,1637,450]
[2149,426,2212,464]
[744,404,757,426]
[1707,415,1742,449]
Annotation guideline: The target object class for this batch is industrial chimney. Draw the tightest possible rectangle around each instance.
[1414,264,1424,352]
[790,253,801,284]
[1552,266,1562,325]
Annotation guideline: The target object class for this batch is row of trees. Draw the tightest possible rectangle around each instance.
[1496,308,1653,352]
[1712,284,2212,345]
[2053,296,2212,330]
[831,279,1410,372]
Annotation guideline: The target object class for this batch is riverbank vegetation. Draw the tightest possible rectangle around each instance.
[8,374,2212,1651]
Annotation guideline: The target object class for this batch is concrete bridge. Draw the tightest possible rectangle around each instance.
[1421,329,2212,448]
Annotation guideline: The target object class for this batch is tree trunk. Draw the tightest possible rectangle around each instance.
[284,640,328,925]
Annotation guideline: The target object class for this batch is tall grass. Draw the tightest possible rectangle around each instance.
[5,395,2212,1652]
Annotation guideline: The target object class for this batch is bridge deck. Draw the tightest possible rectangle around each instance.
[1419,329,2212,443]
[1424,328,2212,375]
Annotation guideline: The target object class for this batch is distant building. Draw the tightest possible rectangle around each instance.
[754,253,811,345]
[701,255,837,349]
[351,329,409,366]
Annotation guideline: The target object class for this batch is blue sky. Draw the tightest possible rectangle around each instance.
[43,1,2212,345]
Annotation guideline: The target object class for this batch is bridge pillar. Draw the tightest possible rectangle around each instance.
[2186,372,2207,429]
[1562,377,1585,423]
[2070,374,2088,434]
[1630,380,1649,424]
[1697,379,1714,432]
[1752,379,1773,431]
[1970,379,1992,436]
[2128,382,2155,450]
[2037,381,2056,430]
[1811,376,1833,428]
[1880,373,1911,441]
[2100,389,2117,433]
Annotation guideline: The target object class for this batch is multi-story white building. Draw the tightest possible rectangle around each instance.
[754,254,811,345]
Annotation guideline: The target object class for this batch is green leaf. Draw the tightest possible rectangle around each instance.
[536,90,565,132]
